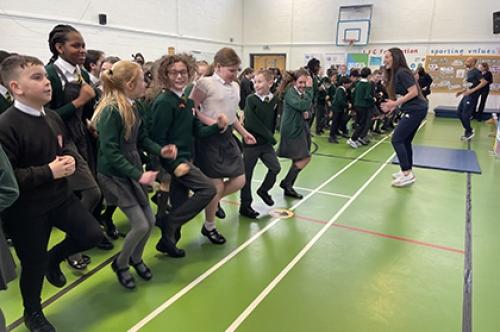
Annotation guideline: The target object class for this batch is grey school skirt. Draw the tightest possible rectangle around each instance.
[98,143,149,208]
[194,124,244,178]
[276,120,311,159]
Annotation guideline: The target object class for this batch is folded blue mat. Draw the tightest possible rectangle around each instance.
[392,145,481,174]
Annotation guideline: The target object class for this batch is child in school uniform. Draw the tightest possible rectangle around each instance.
[92,60,177,288]
[190,47,256,245]
[316,76,332,135]
[328,76,351,143]
[83,49,105,87]
[45,24,112,269]
[150,53,227,257]
[348,67,375,148]
[0,54,103,332]
[0,51,14,114]
[239,69,281,219]
[0,144,19,332]
[275,69,313,199]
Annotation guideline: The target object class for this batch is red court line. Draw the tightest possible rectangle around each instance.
[221,199,464,255]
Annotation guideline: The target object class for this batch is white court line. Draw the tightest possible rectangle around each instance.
[127,135,391,332]
[225,152,396,332]
[252,179,352,199]
[225,120,428,331]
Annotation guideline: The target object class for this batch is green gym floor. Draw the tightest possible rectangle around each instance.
[2,115,500,332]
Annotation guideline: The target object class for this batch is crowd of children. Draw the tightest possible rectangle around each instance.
[0,24,427,332]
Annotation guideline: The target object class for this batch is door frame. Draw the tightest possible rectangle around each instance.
[250,53,287,70]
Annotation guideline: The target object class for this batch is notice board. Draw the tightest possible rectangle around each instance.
[425,55,500,94]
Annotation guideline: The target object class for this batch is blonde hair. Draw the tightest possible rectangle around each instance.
[256,69,274,82]
[93,60,142,140]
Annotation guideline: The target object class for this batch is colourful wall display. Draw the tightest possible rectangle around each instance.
[425,55,500,95]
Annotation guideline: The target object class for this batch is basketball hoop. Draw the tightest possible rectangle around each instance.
[343,39,356,46]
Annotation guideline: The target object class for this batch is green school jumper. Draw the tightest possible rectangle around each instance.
[353,81,374,108]
[242,94,278,146]
[96,103,161,182]
[0,95,12,114]
[150,91,220,173]
[331,88,348,113]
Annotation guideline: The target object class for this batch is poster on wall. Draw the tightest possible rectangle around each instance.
[190,50,215,63]
[409,57,426,71]
[304,53,323,66]
[346,53,369,73]
[425,55,500,94]
[324,53,345,69]
[369,56,382,67]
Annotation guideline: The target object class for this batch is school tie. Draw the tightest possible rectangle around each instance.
[132,101,137,110]
[5,91,12,103]
[300,93,305,99]
[74,69,83,84]
[264,96,270,103]
[181,94,187,102]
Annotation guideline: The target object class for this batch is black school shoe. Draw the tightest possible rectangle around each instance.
[45,264,67,288]
[66,254,91,271]
[111,259,136,289]
[24,310,55,332]
[257,188,274,206]
[215,203,226,219]
[156,241,186,258]
[129,258,152,281]
[97,237,114,250]
[201,225,226,244]
[101,219,120,240]
[279,181,303,199]
[239,206,260,219]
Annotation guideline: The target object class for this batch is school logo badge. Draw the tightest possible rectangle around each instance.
[57,134,63,148]
[268,208,294,219]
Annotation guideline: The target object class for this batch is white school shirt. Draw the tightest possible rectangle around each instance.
[14,100,45,117]
[255,92,274,102]
[293,86,303,96]
[53,57,84,89]
[196,73,239,125]
[89,73,100,85]
[170,88,184,98]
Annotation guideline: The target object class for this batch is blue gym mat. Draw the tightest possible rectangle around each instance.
[392,145,481,174]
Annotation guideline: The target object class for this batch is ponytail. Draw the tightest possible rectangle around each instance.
[93,61,141,140]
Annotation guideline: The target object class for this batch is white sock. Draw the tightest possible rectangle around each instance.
[204,221,216,231]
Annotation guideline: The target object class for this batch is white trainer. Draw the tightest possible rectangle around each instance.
[392,171,403,179]
[391,172,415,187]
[347,138,359,149]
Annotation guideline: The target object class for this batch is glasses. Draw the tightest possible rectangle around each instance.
[168,70,188,77]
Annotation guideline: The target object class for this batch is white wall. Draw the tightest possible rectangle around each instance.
[242,0,500,108]
[1,0,499,108]
[0,0,244,63]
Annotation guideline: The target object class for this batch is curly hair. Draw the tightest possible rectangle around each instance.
[306,57,320,75]
[155,53,198,91]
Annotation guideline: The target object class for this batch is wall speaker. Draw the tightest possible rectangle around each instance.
[494,11,500,34]
[99,14,107,25]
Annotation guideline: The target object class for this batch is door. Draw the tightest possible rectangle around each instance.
[251,54,286,72]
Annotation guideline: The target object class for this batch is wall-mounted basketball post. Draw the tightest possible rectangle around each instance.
[336,4,373,63]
